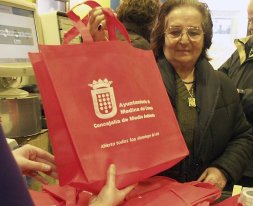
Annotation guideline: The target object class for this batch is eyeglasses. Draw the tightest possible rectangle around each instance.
[165,26,203,41]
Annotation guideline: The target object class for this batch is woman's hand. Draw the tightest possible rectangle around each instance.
[88,7,116,41]
[88,7,107,41]
[12,144,57,184]
[197,167,227,190]
[89,164,136,206]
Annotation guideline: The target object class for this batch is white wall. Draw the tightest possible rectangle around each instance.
[202,0,249,69]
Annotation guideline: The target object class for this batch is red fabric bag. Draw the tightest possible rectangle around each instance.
[121,176,221,206]
[29,2,188,193]
[29,185,92,206]
[29,177,221,206]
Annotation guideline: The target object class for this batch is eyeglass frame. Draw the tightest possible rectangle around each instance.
[164,26,204,41]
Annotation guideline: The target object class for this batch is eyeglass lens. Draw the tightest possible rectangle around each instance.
[166,26,203,40]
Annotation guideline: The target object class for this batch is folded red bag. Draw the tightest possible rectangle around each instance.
[214,195,240,206]
[29,185,93,206]
[29,190,63,206]
[122,176,221,206]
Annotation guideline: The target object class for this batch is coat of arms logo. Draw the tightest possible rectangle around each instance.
[89,79,117,119]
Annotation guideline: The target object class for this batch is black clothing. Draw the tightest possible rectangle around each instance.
[219,35,253,179]
[119,21,151,50]
[219,36,253,125]
[157,55,253,184]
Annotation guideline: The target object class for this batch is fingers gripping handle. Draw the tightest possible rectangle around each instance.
[102,8,130,43]
[64,1,101,44]
[64,1,130,43]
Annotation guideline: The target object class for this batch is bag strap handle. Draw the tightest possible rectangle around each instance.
[63,1,101,44]
[102,8,130,42]
[63,0,130,44]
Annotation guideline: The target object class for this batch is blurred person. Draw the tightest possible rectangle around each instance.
[218,0,253,188]
[88,0,160,49]
[116,0,160,49]
[88,0,253,190]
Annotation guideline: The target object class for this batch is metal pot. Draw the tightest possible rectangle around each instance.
[0,94,42,138]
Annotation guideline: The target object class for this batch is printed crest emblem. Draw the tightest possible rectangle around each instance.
[89,79,117,119]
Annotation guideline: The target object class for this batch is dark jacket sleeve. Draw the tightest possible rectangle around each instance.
[0,126,34,206]
[242,89,253,125]
[211,73,253,183]
[218,51,237,74]
[218,50,253,125]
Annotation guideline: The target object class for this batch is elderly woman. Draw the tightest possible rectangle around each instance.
[151,0,253,190]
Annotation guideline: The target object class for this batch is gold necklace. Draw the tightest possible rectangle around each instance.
[188,86,196,107]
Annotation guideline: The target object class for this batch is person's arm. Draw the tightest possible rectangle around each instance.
[209,75,253,186]
[89,164,136,206]
[0,127,34,206]
[12,144,57,184]
[218,50,238,74]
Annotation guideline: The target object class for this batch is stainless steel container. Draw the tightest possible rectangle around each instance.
[0,94,42,138]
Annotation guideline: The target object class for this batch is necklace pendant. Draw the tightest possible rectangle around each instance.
[188,97,196,107]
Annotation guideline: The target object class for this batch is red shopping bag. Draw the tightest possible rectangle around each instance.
[29,3,189,193]
[29,185,92,206]
[122,176,221,206]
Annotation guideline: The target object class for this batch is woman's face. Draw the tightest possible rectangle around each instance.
[163,6,204,69]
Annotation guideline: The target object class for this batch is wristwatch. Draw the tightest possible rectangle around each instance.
[237,89,245,94]
[237,89,245,99]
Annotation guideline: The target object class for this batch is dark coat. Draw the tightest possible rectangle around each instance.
[120,22,151,50]
[218,36,253,177]
[219,36,253,125]
[157,55,253,183]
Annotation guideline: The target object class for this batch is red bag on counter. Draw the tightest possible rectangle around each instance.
[29,177,221,206]
[122,176,221,206]
[29,185,92,206]
[29,2,188,193]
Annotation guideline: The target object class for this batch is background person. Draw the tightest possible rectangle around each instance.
[218,0,253,188]
[116,0,160,49]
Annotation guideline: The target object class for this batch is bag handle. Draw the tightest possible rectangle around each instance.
[63,1,101,44]
[102,8,130,42]
[63,0,130,44]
